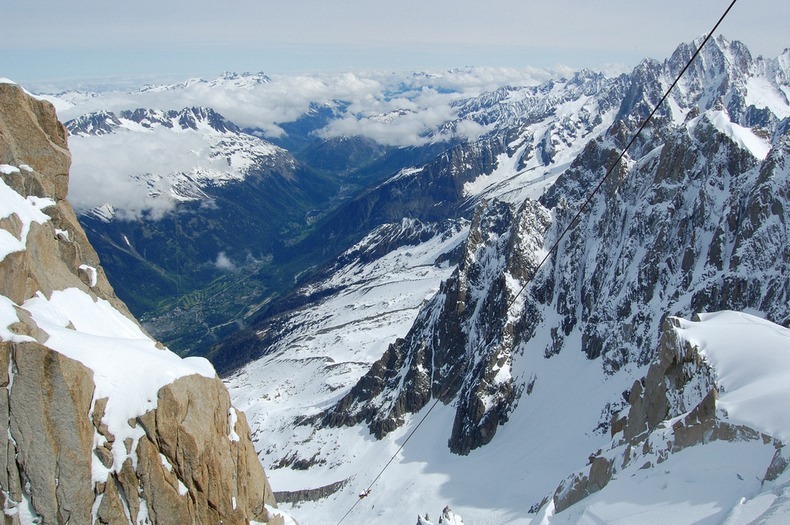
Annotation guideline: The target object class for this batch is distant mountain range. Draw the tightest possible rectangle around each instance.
[46,36,790,523]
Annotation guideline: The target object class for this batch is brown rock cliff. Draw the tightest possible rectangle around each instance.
[0,82,281,524]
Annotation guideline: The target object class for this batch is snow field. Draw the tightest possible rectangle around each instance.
[0,172,55,262]
[675,311,790,444]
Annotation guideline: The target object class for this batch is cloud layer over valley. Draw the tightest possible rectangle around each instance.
[55,67,565,218]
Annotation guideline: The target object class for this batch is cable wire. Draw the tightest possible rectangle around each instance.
[336,2,738,522]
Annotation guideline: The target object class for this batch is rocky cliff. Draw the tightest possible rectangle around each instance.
[0,82,284,524]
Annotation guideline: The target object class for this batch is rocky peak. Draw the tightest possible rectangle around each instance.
[321,197,552,453]
[615,36,767,133]
[64,110,121,136]
[0,82,285,523]
[668,35,753,82]
[0,83,70,200]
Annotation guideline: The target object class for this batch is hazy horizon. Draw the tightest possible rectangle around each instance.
[2,0,787,91]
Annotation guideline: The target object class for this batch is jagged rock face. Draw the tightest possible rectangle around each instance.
[620,317,721,446]
[323,199,552,452]
[537,115,787,370]
[125,375,274,524]
[0,83,279,524]
[325,121,788,454]
[321,37,789,455]
[416,506,465,525]
[615,36,768,131]
[1,340,95,524]
[0,84,70,198]
[0,83,127,315]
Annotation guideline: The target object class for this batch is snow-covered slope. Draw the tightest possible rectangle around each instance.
[322,32,789,460]
[538,311,790,525]
[229,219,469,472]
[674,312,790,443]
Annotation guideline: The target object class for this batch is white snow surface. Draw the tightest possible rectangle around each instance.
[540,440,777,525]
[78,264,97,287]
[690,109,772,160]
[227,222,467,434]
[419,507,465,525]
[36,93,75,114]
[746,76,790,120]
[674,311,790,443]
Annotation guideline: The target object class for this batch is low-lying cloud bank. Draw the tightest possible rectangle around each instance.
[56,67,566,144]
[52,66,572,219]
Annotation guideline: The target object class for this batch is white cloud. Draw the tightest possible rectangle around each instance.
[58,72,389,138]
[59,68,558,146]
[307,68,564,146]
[63,67,565,216]
[451,119,492,142]
[213,252,237,271]
[67,127,228,219]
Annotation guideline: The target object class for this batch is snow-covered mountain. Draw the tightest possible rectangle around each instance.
[28,35,789,523]
[539,310,790,523]
[325,92,787,456]
[221,36,790,524]
[54,68,552,354]
[136,71,272,93]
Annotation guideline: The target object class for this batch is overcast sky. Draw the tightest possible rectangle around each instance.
[2,0,787,90]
